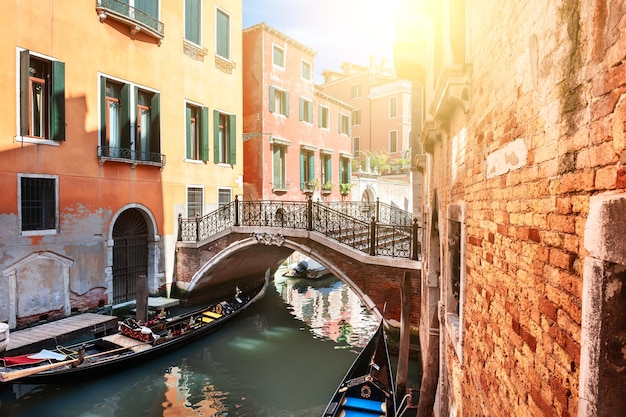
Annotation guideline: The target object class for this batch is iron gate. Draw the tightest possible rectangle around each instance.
[112,209,148,304]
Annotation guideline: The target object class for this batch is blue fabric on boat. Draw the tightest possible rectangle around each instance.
[338,408,384,417]
[343,397,385,412]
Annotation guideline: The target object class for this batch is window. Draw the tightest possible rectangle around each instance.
[99,76,162,165]
[389,130,398,153]
[133,0,158,19]
[216,8,230,59]
[218,188,231,207]
[185,103,209,161]
[273,45,285,68]
[352,109,361,126]
[300,150,315,190]
[340,156,351,185]
[321,153,332,192]
[214,111,236,164]
[19,50,65,141]
[353,137,360,155]
[351,84,361,99]
[319,105,330,129]
[446,203,466,361]
[339,113,350,135]
[187,187,203,217]
[218,188,232,220]
[20,175,57,233]
[389,96,398,118]
[272,145,287,190]
[299,98,313,124]
[301,60,312,80]
[185,0,201,44]
[269,86,289,116]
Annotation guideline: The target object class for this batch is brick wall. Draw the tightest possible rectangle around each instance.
[418,1,626,416]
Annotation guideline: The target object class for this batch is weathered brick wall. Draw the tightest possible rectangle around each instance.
[424,1,626,416]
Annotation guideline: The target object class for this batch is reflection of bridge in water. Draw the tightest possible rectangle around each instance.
[174,198,422,325]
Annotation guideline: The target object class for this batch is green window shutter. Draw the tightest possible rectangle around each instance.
[216,10,230,59]
[200,106,209,161]
[185,106,192,159]
[317,105,322,127]
[100,77,107,147]
[51,61,65,141]
[300,152,305,189]
[185,0,200,44]
[120,84,131,150]
[308,153,314,182]
[326,156,332,183]
[285,91,289,117]
[269,87,275,113]
[228,114,236,164]
[273,146,282,186]
[339,159,344,183]
[19,50,30,136]
[308,101,313,123]
[299,97,304,121]
[150,92,161,154]
[213,110,220,162]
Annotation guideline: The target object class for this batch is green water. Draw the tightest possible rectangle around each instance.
[0,272,420,417]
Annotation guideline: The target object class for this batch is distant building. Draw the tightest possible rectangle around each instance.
[320,58,414,211]
[242,23,353,202]
[396,1,626,416]
[0,0,243,328]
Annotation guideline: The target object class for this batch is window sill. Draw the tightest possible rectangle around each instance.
[215,162,233,168]
[215,55,235,74]
[22,229,58,237]
[184,158,205,165]
[16,136,60,146]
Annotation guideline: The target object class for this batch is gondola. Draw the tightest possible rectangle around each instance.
[283,257,330,279]
[0,280,267,385]
[323,321,396,417]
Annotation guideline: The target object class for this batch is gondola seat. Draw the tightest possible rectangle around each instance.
[338,396,386,416]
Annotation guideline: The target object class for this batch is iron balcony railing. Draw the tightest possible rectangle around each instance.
[96,0,165,39]
[98,146,166,167]
[178,197,421,260]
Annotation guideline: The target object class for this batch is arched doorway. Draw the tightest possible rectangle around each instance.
[112,208,148,304]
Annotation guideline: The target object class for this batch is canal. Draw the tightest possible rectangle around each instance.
[0,271,421,417]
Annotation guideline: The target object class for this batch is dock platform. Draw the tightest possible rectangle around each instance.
[4,313,119,356]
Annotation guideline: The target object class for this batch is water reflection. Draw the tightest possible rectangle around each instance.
[0,272,385,417]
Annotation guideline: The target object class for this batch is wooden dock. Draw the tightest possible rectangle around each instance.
[4,313,118,356]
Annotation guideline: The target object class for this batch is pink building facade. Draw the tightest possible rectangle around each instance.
[243,23,353,202]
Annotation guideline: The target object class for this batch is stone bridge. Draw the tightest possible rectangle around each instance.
[174,199,422,325]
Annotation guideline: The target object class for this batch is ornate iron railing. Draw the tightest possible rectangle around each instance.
[178,197,421,260]
[322,200,413,225]
[96,0,165,38]
[98,146,166,167]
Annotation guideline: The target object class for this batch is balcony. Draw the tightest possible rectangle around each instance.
[98,146,166,168]
[96,0,164,42]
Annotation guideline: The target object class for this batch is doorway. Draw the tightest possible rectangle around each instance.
[112,208,148,304]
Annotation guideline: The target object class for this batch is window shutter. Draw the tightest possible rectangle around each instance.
[150,92,160,154]
[317,105,322,127]
[300,152,305,189]
[51,61,65,141]
[299,97,304,121]
[285,91,289,116]
[269,87,275,113]
[228,114,236,164]
[100,77,107,148]
[308,101,313,123]
[326,156,332,183]
[213,110,220,162]
[120,84,131,150]
[339,159,344,183]
[200,106,209,161]
[185,106,192,159]
[19,50,30,136]
[308,153,314,182]
[185,0,200,44]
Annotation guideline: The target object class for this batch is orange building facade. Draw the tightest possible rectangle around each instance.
[0,0,243,328]
[242,23,353,202]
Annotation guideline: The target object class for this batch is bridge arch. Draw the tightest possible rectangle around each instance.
[185,235,382,320]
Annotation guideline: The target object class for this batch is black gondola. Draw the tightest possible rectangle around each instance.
[323,321,396,417]
[0,280,266,385]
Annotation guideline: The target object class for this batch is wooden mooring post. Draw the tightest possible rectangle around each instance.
[396,271,412,404]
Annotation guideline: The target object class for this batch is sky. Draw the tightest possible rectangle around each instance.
[242,0,401,83]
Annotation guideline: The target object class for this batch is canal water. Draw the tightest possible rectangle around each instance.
[0,271,420,417]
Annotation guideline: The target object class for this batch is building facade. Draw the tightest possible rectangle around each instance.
[242,23,354,202]
[0,0,243,328]
[395,0,626,416]
[320,58,414,209]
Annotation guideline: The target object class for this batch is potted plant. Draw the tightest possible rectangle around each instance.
[340,183,353,195]
[322,181,333,194]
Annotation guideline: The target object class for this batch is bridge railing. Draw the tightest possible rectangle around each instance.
[178,197,421,260]
[321,199,413,225]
